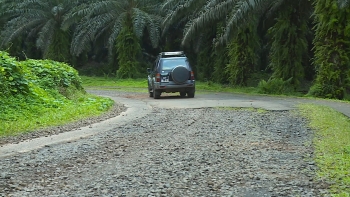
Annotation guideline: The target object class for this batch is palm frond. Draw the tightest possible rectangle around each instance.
[181,0,278,45]
[71,12,115,55]
[182,0,237,45]
[107,14,124,57]
[17,0,49,8]
[162,0,206,36]
[133,8,162,48]
[222,0,267,43]
[265,0,284,16]
[147,16,163,48]
[133,8,147,38]
[0,0,79,60]
[337,0,350,8]
[61,2,93,30]
[36,19,56,52]
[1,17,43,46]
[161,0,186,10]
[85,0,119,16]
[138,0,163,13]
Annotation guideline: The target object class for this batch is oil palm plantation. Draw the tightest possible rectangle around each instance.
[162,0,268,85]
[163,0,313,88]
[0,0,81,62]
[63,0,162,78]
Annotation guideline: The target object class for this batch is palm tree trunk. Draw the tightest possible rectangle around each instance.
[116,24,141,79]
[268,0,309,90]
[226,26,259,86]
[310,0,350,99]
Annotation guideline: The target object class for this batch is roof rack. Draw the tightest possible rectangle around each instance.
[160,51,186,57]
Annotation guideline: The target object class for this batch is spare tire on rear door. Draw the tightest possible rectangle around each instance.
[172,66,189,84]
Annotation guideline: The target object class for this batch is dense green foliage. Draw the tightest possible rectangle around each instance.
[0,51,30,96]
[116,25,142,78]
[226,26,259,86]
[0,0,77,62]
[268,0,310,90]
[63,0,162,78]
[257,78,293,95]
[22,59,83,90]
[0,51,113,135]
[0,0,349,100]
[310,0,350,99]
[211,47,229,84]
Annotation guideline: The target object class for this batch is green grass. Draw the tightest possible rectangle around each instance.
[81,77,350,103]
[299,104,350,196]
[196,81,261,94]
[80,76,263,94]
[80,76,149,92]
[0,93,114,137]
[81,76,147,88]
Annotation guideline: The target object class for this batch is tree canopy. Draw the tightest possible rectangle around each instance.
[0,0,349,99]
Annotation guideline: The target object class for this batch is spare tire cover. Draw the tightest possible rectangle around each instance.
[172,66,189,84]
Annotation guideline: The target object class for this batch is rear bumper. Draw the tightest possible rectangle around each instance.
[154,81,195,93]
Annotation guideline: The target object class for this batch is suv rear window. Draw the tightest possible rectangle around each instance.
[160,58,189,71]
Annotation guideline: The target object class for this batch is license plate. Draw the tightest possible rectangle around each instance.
[161,77,169,82]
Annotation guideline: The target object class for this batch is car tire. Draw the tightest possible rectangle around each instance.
[148,83,153,97]
[187,89,195,98]
[153,89,161,99]
[180,91,186,97]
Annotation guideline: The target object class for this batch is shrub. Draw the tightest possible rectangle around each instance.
[1,51,87,120]
[0,52,114,134]
[0,51,30,96]
[308,83,345,99]
[21,59,83,92]
[257,78,293,95]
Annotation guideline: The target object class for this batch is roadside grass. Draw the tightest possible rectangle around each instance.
[81,77,350,104]
[81,76,326,98]
[0,93,114,137]
[81,76,146,88]
[299,104,350,196]
[81,76,263,94]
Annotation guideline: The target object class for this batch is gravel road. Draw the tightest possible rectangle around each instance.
[0,91,333,196]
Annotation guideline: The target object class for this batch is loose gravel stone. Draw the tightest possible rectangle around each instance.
[0,106,330,196]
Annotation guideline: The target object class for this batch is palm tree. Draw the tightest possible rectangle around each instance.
[267,0,312,90]
[161,0,207,37]
[162,0,266,85]
[175,0,270,45]
[63,0,162,78]
[0,0,81,62]
[310,0,350,99]
[163,0,313,88]
[226,24,260,86]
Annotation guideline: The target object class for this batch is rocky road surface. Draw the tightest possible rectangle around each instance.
[1,90,346,197]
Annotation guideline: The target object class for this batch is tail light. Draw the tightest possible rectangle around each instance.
[156,73,161,82]
[190,71,195,80]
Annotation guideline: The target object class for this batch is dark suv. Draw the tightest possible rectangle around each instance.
[147,51,195,99]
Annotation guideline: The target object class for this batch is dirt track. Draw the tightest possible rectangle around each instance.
[1,90,349,196]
